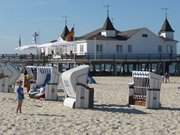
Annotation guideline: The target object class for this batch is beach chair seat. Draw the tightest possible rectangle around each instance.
[0,63,21,93]
[26,66,59,100]
[128,71,162,109]
[29,74,50,98]
[62,65,94,109]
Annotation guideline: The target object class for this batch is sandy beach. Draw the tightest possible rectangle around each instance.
[0,77,180,135]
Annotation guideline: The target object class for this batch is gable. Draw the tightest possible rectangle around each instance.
[125,28,163,44]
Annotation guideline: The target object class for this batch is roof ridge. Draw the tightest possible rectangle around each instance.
[121,27,146,33]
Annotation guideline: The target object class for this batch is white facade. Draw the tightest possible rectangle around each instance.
[160,32,174,40]
[76,42,88,55]
[32,17,177,58]
[73,28,177,57]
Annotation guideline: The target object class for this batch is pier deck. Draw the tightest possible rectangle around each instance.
[1,54,180,75]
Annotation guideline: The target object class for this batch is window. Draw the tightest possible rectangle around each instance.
[96,45,99,52]
[116,45,123,53]
[158,45,162,53]
[128,45,132,53]
[80,45,84,52]
[170,46,173,54]
[96,44,103,53]
[142,34,148,38]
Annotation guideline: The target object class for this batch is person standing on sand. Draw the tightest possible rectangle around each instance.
[164,72,170,83]
[16,80,24,114]
[24,69,31,92]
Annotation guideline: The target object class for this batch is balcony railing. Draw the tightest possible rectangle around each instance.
[0,53,178,62]
[81,53,177,60]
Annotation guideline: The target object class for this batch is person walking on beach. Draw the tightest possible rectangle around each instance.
[16,80,24,114]
[164,72,170,83]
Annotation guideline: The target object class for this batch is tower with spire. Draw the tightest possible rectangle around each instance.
[101,5,116,37]
[159,15,174,40]
[60,16,70,40]
[59,16,75,41]
[61,25,70,40]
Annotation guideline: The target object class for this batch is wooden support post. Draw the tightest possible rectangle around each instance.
[109,64,112,75]
[58,63,63,72]
[140,63,143,71]
[150,63,152,72]
[68,63,71,69]
[113,63,117,76]
[144,63,146,71]
[138,63,140,71]
[156,63,159,73]
[165,62,170,73]
[119,64,122,75]
[147,63,150,71]
[162,62,166,75]
[93,64,96,74]
[99,64,102,73]
[103,64,106,72]
[133,64,136,71]
[122,63,125,75]
[127,64,130,74]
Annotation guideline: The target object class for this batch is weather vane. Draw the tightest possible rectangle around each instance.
[18,35,21,47]
[62,16,68,26]
[162,8,168,18]
[104,4,111,17]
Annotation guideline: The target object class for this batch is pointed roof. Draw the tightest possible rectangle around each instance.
[61,25,69,40]
[160,18,174,32]
[70,27,74,33]
[102,16,115,30]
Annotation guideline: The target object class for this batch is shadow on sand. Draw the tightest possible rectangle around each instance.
[23,113,66,117]
[93,104,148,114]
[159,106,180,111]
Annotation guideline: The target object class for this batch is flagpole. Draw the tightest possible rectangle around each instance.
[94,37,97,60]
[73,25,76,67]
[33,32,39,59]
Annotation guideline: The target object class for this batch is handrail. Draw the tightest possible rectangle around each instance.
[0,53,179,63]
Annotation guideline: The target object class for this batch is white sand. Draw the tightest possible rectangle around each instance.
[0,77,180,135]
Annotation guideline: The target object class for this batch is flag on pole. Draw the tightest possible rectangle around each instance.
[65,27,74,41]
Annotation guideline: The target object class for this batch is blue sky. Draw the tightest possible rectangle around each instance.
[0,0,179,53]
